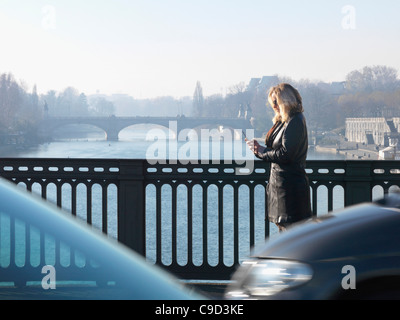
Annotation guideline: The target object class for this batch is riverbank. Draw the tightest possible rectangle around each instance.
[257,136,380,160]
[0,143,41,157]
[312,144,379,160]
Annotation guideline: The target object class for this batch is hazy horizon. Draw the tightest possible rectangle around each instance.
[1,0,399,99]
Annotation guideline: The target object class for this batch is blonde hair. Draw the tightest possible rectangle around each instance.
[268,83,304,123]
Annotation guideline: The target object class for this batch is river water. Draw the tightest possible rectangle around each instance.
[0,127,381,267]
[2,126,346,160]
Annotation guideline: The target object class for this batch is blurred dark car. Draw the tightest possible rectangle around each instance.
[225,194,400,300]
[0,178,204,300]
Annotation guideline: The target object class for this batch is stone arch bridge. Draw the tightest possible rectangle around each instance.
[39,116,254,141]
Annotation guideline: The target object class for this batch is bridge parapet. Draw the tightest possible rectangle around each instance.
[1,158,399,281]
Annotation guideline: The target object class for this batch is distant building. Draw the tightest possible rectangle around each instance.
[317,81,346,95]
[379,145,400,160]
[246,76,279,92]
[247,78,262,91]
[346,117,400,146]
[258,76,280,89]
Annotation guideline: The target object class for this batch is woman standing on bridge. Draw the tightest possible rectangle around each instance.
[246,83,312,231]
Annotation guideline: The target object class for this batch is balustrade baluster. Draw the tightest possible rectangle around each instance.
[187,183,193,266]
[218,183,223,266]
[233,183,239,265]
[155,184,162,264]
[102,185,108,234]
[171,183,177,265]
[202,183,208,266]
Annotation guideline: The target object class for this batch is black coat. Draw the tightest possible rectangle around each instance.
[260,112,312,225]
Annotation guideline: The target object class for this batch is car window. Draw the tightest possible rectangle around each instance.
[0,210,107,295]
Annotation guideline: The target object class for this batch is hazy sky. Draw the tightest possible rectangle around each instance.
[0,0,399,98]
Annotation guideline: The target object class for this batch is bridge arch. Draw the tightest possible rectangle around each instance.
[118,123,177,141]
[43,121,109,141]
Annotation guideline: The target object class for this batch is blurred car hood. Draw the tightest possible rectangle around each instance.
[0,178,204,300]
[252,201,400,262]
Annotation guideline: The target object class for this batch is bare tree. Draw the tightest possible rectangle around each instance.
[0,73,22,131]
[346,65,399,92]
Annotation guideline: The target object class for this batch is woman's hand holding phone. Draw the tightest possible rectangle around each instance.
[244,134,266,158]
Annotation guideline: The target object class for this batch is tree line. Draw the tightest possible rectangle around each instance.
[1,65,399,144]
[0,74,118,144]
[193,65,400,136]
[0,73,42,144]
